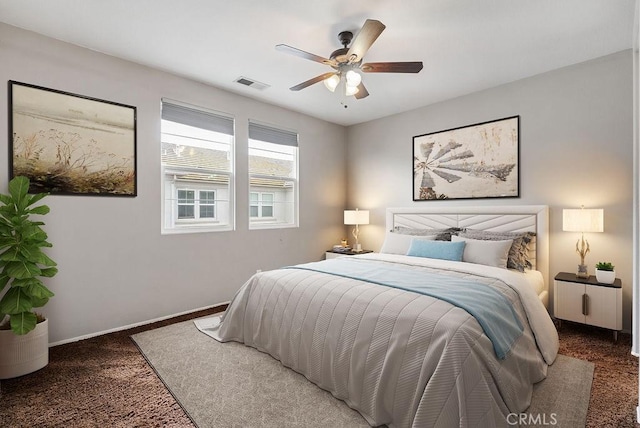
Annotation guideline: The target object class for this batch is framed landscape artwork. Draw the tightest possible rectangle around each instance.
[413,116,519,201]
[8,81,137,196]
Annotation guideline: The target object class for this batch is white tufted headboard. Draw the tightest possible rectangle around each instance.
[386,205,550,306]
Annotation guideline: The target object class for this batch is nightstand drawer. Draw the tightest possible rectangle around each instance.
[555,280,585,324]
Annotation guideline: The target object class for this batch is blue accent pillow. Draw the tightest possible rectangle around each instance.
[406,239,466,262]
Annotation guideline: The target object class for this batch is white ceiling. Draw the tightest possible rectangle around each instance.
[0,0,636,126]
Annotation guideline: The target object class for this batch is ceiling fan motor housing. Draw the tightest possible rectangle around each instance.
[338,31,353,47]
[330,31,355,64]
[329,47,349,63]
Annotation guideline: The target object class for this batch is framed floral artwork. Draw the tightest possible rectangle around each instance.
[9,81,137,196]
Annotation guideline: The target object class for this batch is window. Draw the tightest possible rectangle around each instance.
[250,192,274,218]
[177,189,215,220]
[248,121,298,229]
[161,100,234,233]
[177,189,195,219]
[199,190,216,218]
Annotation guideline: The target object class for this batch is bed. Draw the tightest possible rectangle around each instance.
[201,205,559,428]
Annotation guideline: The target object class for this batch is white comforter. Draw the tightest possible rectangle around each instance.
[203,253,559,428]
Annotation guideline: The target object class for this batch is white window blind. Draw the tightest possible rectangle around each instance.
[248,121,298,147]
[162,102,234,136]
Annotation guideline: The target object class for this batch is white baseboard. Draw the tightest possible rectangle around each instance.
[637,405,640,423]
[49,301,229,347]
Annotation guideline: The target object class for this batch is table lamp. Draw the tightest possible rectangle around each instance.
[562,206,603,278]
[344,208,369,252]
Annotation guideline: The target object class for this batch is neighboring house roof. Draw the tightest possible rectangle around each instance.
[162,142,229,171]
[162,142,293,188]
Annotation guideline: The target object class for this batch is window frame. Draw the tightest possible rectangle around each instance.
[250,191,275,219]
[248,120,299,230]
[177,189,196,220]
[175,187,217,222]
[161,99,235,234]
[198,190,216,219]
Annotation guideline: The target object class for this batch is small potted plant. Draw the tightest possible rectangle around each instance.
[0,176,57,379]
[595,261,615,284]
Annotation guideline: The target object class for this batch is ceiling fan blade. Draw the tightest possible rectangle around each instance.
[354,83,369,99]
[276,44,336,66]
[289,72,337,91]
[361,62,424,73]
[346,19,386,63]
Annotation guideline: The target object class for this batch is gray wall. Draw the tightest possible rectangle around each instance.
[347,50,634,330]
[1,22,633,341]
[0,24,348,343]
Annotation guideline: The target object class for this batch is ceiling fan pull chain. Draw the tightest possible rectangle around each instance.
[340,80,350,109]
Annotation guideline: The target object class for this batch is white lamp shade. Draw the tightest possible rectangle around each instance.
[344,209,369,225]
[323,74,340,92]
[562,208,604,233]
[345,70,362,86]
[345,84,359,96]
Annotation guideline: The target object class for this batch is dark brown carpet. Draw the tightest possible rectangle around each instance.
[0,308,637,427]
[557,321,639,428]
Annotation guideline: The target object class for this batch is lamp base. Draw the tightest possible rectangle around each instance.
[353,243,362,252]
[576,264,589,279]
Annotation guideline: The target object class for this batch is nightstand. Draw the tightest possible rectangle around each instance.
[325,249,373,260]
[554,272,622,341]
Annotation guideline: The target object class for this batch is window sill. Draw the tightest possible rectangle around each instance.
[162,224,233,234]
[249,217,276,222]
[175,219,221,225]
[249,222,298,230]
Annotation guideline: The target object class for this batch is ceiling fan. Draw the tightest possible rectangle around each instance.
[276,19,423,100]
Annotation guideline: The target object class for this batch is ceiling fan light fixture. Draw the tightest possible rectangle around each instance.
[345,70,362,86]
[323,74,340,92]
[345,83,359,96]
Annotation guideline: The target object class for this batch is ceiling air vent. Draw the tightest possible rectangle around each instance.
[234,76,270,91]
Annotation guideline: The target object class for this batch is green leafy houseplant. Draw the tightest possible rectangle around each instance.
[0,176,57,335]
[595,262,614,272]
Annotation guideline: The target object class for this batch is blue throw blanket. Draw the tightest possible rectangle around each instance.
[287,258,523,359]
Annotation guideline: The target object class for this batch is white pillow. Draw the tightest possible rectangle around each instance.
[451,235,513,269]
[380,232,436,255]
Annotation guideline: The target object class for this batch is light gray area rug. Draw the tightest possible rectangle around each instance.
[131,317,594,428]
[527,353,594,428]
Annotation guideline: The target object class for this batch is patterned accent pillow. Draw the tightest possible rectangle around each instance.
[393,227,461,241]
[457,229,536,272]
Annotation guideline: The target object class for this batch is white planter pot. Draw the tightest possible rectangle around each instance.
[0,318,49,379]
[595,269,616,285]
